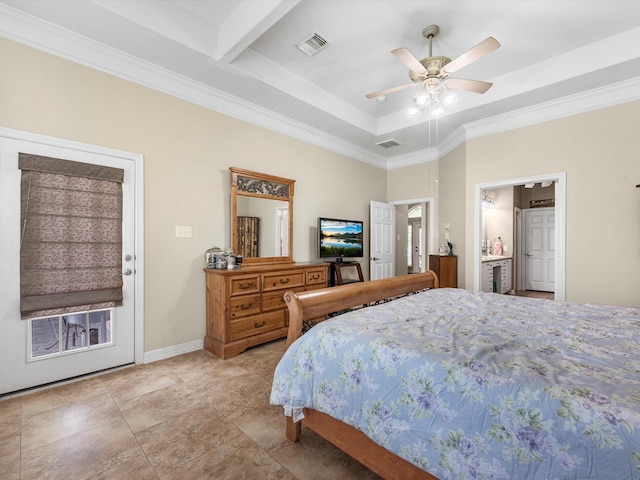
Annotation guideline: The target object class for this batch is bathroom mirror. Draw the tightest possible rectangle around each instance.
[230,167,295,265]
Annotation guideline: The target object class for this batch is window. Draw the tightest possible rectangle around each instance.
[30,309,113,359]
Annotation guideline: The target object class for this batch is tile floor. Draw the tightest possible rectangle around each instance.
[0,340,382,480]
[514,290,554,300]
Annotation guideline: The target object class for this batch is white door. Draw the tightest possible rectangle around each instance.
[411,221,422,273]
[369,201,395,280]
[276,207,289,256]
[0,135,137,394]
[524,208,555,292]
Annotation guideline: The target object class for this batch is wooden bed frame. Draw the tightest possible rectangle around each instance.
[282,271,440,480]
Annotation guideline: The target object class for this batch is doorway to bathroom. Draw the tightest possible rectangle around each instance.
[475,173,566,301]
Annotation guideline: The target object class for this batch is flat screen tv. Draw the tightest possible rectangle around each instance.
[318,217,364,259]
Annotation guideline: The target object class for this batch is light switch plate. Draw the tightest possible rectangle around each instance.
[175,226,192,238]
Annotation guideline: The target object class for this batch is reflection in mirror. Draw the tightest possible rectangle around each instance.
[230,167,295,265]
[236,196,289,258]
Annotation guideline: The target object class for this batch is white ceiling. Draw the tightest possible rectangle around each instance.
[2,0,640,168]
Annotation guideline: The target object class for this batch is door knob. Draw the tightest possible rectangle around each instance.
[123,269,133,276]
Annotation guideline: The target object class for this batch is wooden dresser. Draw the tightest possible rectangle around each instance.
[204,263,329,358]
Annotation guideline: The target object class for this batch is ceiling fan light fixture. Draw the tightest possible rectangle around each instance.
[414,89,430,106]
[408,105,421,117]
[431,101,444,118]
[441,89,457,106]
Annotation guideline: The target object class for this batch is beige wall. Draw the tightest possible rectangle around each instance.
[437,144,467,287]
[464,102,640,306]
[0,38,386,353]
[386,161,438,202]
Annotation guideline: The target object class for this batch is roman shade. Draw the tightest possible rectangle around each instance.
[19,153,124,319]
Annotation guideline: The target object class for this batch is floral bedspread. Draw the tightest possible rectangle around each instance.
[270,288,640,479]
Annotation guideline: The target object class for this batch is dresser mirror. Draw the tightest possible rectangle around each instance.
[230,167,295,265]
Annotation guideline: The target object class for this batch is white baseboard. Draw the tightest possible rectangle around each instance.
[143,338,204,364]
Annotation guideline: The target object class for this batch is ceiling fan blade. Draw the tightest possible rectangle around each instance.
[365,82,416,99]
[445,78,493,94]
[392,48,427,74]
[443,37,500,74]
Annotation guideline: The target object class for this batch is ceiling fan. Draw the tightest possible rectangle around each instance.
[366,25,500,102]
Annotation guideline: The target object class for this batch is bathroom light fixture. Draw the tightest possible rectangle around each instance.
[482,192,495,208]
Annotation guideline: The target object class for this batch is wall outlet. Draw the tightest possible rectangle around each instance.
[503,244,508,252]
[175,226,192,238]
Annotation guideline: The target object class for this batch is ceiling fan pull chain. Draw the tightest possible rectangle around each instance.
[428,102,432,148]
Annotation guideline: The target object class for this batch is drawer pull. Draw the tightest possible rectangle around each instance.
[255,320,266,328]
[279,278,290,284]
[239,282,253,290]
[310,274,319,280]
[240,303,253,310]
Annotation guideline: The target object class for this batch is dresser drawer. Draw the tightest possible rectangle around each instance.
[262,271,305,292]
[229,275,260,296]
[229,310,285,341]
[306,267,327,286]
[229,294,261,318]
[263,286,304,312]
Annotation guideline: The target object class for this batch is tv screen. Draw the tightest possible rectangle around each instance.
[318,217,364,259]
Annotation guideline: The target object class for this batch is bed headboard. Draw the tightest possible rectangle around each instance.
[283,270,439,346]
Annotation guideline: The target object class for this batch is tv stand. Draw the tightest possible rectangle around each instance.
[328,260,364,286]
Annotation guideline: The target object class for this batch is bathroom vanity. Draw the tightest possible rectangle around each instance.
[481,256,512,294]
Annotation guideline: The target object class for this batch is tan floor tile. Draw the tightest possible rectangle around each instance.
[19,376,109,417]
[21,416,143,480]
[195,371,274,419]
[0,398,22,441]
[159,432,295,480]
[134,404,245,477]
[118,382,209,433]
[101,362,184,404]
[0,433,21,480]
[21,394,123,452]
[270,427,383,480]
[88,451,159,480]
[232,404,290,453]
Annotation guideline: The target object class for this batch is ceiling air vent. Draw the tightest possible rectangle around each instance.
[375,139,401,149]
[296,33,329,56]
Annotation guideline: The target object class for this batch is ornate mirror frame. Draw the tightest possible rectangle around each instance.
[230,167,295,265]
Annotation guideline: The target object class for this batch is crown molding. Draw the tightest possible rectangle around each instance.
[464,76,640,140]
[1,4,639,172]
